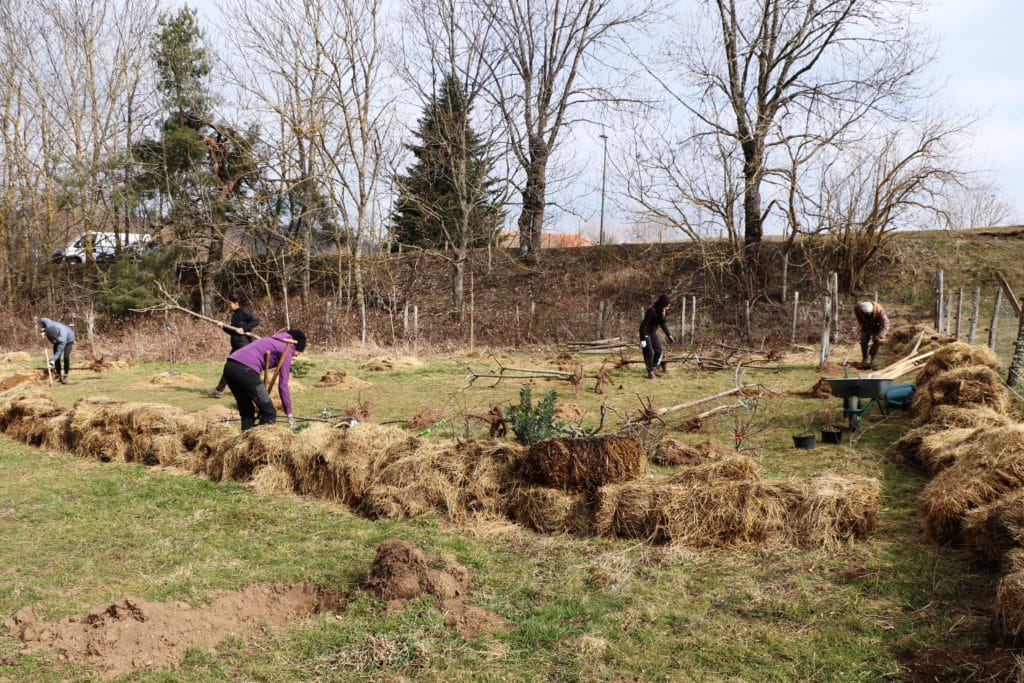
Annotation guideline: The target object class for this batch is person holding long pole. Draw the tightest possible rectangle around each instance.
[207,293,260,398]
[222,329,306,431]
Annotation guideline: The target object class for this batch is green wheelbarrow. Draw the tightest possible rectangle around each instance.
[826,378,894,431]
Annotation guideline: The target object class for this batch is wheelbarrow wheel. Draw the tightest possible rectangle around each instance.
[849,413,862,432]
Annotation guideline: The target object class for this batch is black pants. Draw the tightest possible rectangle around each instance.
[860,331,881,362]
[641,335,663,374]
[223,359,275,431]
[215,338,253,392]
[52,341,73,376]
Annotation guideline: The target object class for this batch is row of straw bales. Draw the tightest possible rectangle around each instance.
[0,385,879,550]
[885,341,1024,643]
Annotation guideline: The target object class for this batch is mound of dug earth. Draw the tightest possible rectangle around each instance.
[146,372,203,387]
[5,582,347,679]
[652,438,733,466]
[360,356,424,372]
[362,540,509,638]
[315,368,372,388]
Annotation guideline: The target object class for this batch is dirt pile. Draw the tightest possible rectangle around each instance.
[315,368,372,388]
[361,540,509,637]
[4,582,347,679]
[146,372,203,387]
[360,356,424,372]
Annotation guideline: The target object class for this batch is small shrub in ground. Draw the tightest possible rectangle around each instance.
[290,359,314,378]
[506,387,564,445]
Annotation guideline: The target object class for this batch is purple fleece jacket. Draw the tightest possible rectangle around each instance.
[227,332,296,415]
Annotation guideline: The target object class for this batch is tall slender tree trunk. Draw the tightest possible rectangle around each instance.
[518,154,547,259]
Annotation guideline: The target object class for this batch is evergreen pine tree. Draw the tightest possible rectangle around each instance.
[392,74,503,249]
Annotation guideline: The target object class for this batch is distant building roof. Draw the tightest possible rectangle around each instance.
[499,231,594,248]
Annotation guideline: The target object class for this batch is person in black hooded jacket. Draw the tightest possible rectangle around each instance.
[208,293,260,397]
[639,293,675,379]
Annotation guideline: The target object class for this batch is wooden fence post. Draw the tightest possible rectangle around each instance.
[744,300,751,341]
[680,297,687,345]
[955,288,964,340]
[830,271,840,344]
[791,291,799,345]
[413,305,419,340]
[819,293,832,367]
[1009,311,1024,388]
[968,287,981,344]
[935,269,944,332]
[946,294,954,335]
[990,288,1003,351]
[403,302,409,338]
[690,296,696,344]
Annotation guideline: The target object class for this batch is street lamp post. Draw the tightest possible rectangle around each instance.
[598,133,608,246]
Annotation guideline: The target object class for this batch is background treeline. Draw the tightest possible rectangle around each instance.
[0,0,1018,346]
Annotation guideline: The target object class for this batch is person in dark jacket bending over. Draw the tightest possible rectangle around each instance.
[639,293,675,379]
[39,317,75,384]
[223,329,306,431]
[854,301,891,369]
[208,293,260,398]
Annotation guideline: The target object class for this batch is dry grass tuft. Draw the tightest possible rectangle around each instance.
[517,436,647,492]
[993,556,1024,645]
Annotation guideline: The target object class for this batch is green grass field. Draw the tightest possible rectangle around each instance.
[0,343,1018,681]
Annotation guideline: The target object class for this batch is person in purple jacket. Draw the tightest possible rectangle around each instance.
[222,329,306,431]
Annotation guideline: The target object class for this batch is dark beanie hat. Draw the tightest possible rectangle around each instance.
[655,293,671,309]
[287,329,307,352]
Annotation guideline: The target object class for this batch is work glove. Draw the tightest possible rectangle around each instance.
[668,335,675,344]
[288,415,297,429]
[639,340,647,349]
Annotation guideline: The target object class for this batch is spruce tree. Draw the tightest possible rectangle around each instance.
[392,74,503,250]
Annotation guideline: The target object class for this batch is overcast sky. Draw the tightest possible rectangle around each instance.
[923,0,1023,214]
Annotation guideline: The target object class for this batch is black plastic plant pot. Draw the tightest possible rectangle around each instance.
[821,428,843,444]
[792,434,816,450]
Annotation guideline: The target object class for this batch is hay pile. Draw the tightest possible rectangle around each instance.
[885,326,956,358]
[314,368,372,389]
[652,438,733,466]
[505,485,592,535]
[516,436,646,492]
[909,365,1011,424]
[886,405,1012,468]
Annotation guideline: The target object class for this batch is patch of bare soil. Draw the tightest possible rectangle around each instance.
[0,372,44,392]
[894,647,1020,682]
[362,540,510,638]
[146,372,203,387]
[315,368,372,389]
[554,403,587,422]
[191,404,237,424]
[5,582,347,679]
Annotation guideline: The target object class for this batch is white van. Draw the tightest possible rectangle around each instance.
[52,232,151,264]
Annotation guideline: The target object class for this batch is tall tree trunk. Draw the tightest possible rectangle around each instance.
[201,229,225,316]
[518,155,547,260]
[741,139,763,246]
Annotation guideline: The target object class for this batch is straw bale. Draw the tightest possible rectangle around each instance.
[909,365,1010,424]
[460,442,522,514]
[40,414,71,451]
[361,440,478,519]
[915,427,984,476]
[652,438,734,467]
[0,387,64,446]
[184,421,237,479]
[919,425,1024,543]
[221,425,293,482]
[147,371,203,386]
[359,485,414,519]
[64,397,129,462]
[993,567,1024,645]
[665,454,760,484]
[916,342,1000,387]
[315,368,372,389]
[593,478,788,546]
[775,474,881,548]
[249,464,296,494]
[290,422,413,503]
[886,406,1013,466]
[505,485,593,535]
[518,436,647,492]
[962,490,1024,567]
